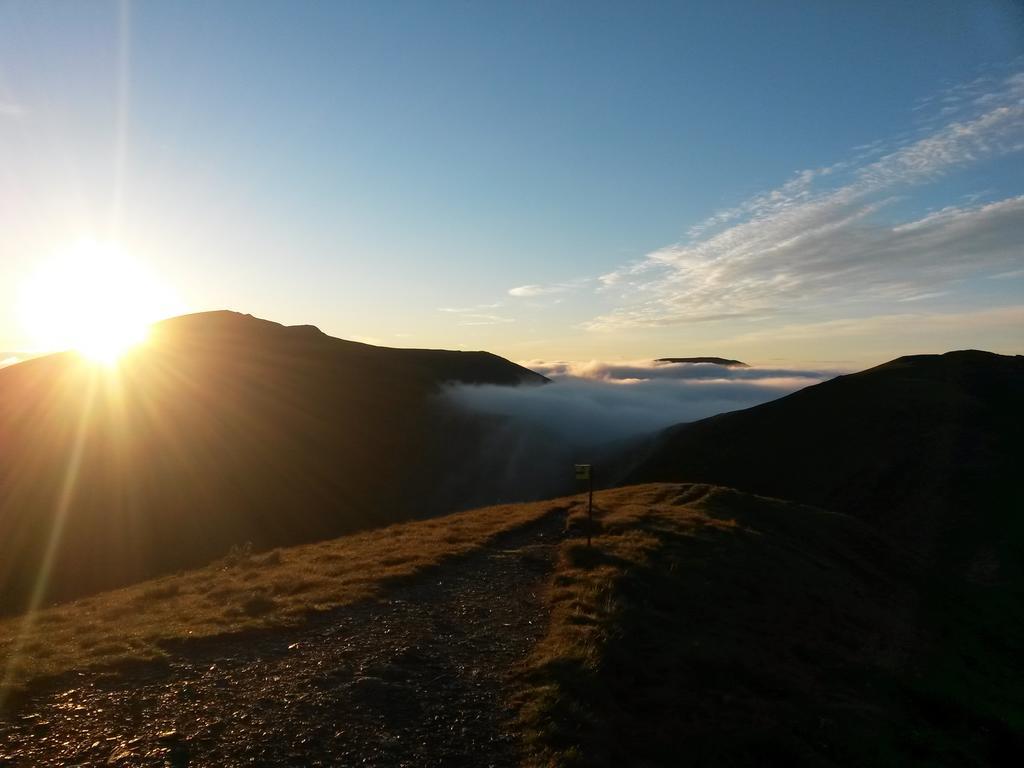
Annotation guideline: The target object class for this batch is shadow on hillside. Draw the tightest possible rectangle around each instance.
[523,486,1024,767]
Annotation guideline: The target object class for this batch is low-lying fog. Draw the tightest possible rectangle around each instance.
[445,360,839,447]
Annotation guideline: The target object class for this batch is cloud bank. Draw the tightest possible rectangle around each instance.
[444,360,836,446]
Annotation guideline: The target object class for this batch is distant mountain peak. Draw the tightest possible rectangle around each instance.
[655,357,749,367]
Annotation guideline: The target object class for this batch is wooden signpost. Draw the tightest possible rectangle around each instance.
[574,464,593,547]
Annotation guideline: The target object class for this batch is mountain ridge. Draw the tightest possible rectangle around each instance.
[0,310,548,613]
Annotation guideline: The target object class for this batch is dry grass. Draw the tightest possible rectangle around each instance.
[0,497,561,698]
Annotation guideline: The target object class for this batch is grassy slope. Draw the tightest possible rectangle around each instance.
[520,484,1024,768]
[0,495,563,706]
[5,482,1021,765]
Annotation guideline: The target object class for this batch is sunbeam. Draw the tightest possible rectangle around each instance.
[0,365,99,707]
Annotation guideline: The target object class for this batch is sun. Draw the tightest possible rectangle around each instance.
[74,316,150,365]
[17,241,184,366]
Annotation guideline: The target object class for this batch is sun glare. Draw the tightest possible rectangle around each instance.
[17,242,184,365]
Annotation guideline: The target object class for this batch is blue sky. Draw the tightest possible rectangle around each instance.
[1,1,1022,366]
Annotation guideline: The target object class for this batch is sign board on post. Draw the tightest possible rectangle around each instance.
[574,464,591,481]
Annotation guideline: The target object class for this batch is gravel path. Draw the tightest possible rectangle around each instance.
[0,508,566,767]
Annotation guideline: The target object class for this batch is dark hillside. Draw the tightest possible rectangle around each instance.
[628,350,1024,564]
[0,311,547,613]
[522,484,1024,767]
[623,352,1024,766]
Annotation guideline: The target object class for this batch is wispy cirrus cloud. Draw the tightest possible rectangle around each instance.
[722,305,1024,346]
[589,70,1024,331]
[0,102,26,117]
[508,283,572,298]
[438,303,515,326]
[456,314,516,326]
[438,302,503,313]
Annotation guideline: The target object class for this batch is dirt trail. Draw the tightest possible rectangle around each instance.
[0,509,566,767]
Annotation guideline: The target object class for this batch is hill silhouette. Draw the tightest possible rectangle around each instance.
[629,350,1024,562]
[0,311,547,613]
